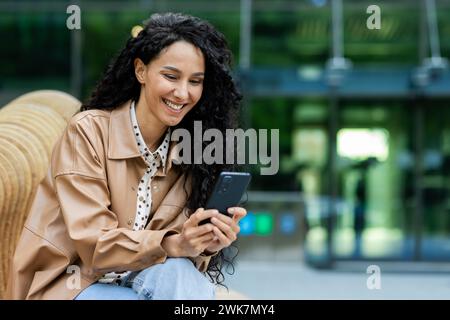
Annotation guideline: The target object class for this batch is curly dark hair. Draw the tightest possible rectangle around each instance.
[80,12,242,286]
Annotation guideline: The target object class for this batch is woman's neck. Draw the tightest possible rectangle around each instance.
[135,100,168,152]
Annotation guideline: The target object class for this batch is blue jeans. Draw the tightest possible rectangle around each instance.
[75,258,216,300]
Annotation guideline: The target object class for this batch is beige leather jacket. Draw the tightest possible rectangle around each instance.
[5,101,214,300]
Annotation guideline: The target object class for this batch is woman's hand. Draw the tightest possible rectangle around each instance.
[204,207,247,254]
[166,208,218,258]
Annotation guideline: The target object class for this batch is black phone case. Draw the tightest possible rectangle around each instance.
[205,172,251,216]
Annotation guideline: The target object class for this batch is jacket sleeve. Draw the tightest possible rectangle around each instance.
[51,116,177,275]
[192,251,218,273]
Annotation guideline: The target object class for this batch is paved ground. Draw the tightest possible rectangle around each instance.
[222,260,450,300]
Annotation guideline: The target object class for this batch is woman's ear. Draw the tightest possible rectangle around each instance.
[134,58,146,84]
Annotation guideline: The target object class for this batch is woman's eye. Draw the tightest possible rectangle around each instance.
[190,79,203,85]
[164,74,177,80]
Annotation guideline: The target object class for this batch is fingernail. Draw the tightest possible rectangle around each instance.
[228,208,235,213]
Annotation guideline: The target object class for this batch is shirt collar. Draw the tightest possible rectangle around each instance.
[108,100,181,176]
[130,101,171,173]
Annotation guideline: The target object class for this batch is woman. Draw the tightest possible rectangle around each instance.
[6,12,245,300]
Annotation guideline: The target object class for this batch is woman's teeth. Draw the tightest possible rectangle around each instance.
[163,98,184,110]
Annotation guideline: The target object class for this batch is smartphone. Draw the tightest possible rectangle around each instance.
[201,171,251,222]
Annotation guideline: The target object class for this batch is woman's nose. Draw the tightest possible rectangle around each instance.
[173,82,189,101]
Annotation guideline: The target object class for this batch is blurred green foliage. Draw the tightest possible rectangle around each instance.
[1,0,450,96]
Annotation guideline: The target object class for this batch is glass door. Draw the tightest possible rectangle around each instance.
[421,101,450,261]
[333,102,415,260]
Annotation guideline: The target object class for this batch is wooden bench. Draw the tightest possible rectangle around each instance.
[0,90,81,298]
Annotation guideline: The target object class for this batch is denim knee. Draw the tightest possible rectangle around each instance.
[131,258,215,300]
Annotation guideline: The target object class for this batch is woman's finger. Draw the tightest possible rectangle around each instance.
[188,223,215,238]
[210,213,238,232]
[212,226,232,247]
[228,207,247,223]
[196,231,215,244]
[212,216,237,238]
[200,237,219,248]
[186,208,218,227]
[188,233,215,255]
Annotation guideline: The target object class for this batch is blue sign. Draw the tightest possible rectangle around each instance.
[279,212,297,235]
[239,212,255,236]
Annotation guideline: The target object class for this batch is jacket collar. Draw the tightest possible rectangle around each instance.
[108,100,181,175]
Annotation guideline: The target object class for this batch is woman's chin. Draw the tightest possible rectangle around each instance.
[161,108,192,127]
[162,115,184,127]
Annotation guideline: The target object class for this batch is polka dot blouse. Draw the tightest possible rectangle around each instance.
[98,101,171,285]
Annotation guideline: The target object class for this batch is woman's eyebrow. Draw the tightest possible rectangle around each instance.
[162,65,204,77]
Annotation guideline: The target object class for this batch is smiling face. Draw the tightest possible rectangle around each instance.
[134,40,205,128]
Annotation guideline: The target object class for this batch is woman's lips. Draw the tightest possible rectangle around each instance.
[162,98,185,112]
